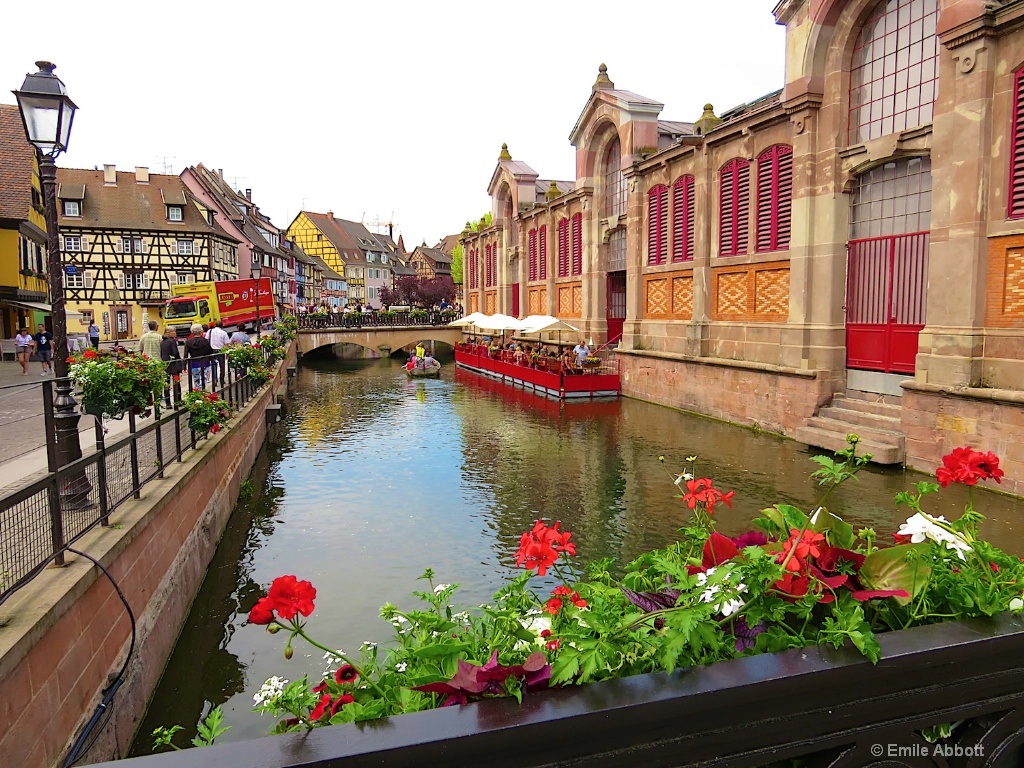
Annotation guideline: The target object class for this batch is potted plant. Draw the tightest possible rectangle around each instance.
[181,390,233,437]
[580,355,601,369]
[224,342,263,371]
[150,439,1024,749]
[68,348,167,419]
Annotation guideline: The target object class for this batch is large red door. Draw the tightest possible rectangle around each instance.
[606,272,626,343]
[511,283,520,318]
[845,232,928,374]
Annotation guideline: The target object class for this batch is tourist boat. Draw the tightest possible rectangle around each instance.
[406,361,441,378]
[454,343,619,399]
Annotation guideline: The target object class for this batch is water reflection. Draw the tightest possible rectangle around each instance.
[133,356,1024,752]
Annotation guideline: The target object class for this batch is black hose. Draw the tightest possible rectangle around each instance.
[60,546,136,768]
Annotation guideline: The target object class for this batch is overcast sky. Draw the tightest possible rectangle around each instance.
[2,1,786,248]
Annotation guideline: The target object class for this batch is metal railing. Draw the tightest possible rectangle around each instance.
[0,349,278,606]
[297,310,462,330]
[455,342,621,377]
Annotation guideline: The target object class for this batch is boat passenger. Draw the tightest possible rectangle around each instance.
[423,353,436,369]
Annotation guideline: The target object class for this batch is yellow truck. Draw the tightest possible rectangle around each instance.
[163,278,273,338]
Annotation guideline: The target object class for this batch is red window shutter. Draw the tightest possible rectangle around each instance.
[1011,68,1024,219]
[539,226,547,279]
[571,213,582,275]
[528,229,537,281]
[686,178,695,260]
[558,218,569,277]
[757,145,793,252]
[485,244,492,286]
[647,185,668,265]
[720,159,750,256]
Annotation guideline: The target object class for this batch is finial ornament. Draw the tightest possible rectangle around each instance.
[593,63,614,91]
[499,143,512,161]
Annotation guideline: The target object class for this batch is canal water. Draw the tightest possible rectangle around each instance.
[132,354,1024,753]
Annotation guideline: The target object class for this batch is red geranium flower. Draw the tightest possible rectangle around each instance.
[310,693,332,721]
[544,597,562,615]
[335,665,358,684]
[267,575,317,620]
[540,629,552,638]
[936,446,1004,487]
[570,591,587,608]
[680,478,735,515]
[551,585,573,597]
[546,638,561,650]
[514,520,577,576]
[248,596,275,625]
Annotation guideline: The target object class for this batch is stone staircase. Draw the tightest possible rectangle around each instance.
[793,390,905,465]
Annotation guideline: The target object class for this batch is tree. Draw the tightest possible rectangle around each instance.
[450,243,463,285]
[384,275,457,307]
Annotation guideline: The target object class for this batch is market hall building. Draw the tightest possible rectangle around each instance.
[461,0,1024,494]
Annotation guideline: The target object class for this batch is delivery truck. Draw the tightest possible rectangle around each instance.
[163,278,274,338]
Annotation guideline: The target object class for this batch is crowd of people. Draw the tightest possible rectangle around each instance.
[459,337,597,375]
[406,341,439,372]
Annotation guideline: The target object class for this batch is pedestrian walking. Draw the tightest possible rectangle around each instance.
[32,323,53,375]
[138,320,162,360]
[160,327,183,407]
[184,323,214,391]
[14,328,32,375]
[88,320,100,350]
[207,320,230,386]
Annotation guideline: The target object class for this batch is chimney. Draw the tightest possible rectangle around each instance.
[388,222,394,238]
[217,168,224,179]
[327,210,334,220]
[245,188,252,201]
[135,166,150,184]
[103,164,116,186]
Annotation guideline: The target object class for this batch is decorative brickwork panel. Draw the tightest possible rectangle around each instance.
[485,291,496,315]
[986,235,1024,328]
[711,260,790,322]
[716,272,749,316]
[528,288,542,315]
[539,287,547,313]
[754,268,790,317]
[645,278,669,317]
[672,276,693,319]
[558,285,573,316]
[572,285,582,315]
[469,294,480,314]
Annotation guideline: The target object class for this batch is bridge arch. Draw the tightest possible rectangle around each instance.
[297,327,464,356]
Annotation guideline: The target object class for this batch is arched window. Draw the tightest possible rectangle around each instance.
[849,0,939,144]
[756,146,793,252]
[528,229,538,281]
[719,159,750,257]
[571,213,583,276]
[647,184,669,265]
[850,156,931,239]
[671,176,695,262]
[602,136,626,217]
[557,218,570,277]
[538,225,547,280]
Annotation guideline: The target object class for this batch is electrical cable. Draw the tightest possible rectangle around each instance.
[60,546,136,768]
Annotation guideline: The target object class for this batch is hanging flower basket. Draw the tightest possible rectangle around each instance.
[69,349,166,420]
[224,342,263,371]
[181,390,233,437]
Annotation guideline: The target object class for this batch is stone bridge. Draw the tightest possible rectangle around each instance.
[297,325,464,355]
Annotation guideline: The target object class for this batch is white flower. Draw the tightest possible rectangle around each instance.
[674,472,694,487]
[322,651,344,662]
[1010,597,1024,612]
[433,583,452,594]
[524,614,552,636]
[452,611,470,622]
[360,641,378,649]
[694,567,746,617]
[395,662,408,672]
[809,507,823,525]
[253,676,288,707]
[897,513,973,561]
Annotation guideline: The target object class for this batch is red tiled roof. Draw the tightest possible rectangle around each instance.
[56,167,239,241]
[0,103,37,222]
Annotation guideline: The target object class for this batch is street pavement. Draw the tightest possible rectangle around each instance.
[0,341,139,494]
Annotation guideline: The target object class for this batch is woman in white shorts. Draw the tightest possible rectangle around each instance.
[14,328,32,375]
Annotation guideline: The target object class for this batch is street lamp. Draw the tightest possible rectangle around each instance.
[13,61,85,481]
[252,260,262,340]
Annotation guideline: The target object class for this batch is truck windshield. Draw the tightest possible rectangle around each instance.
[165,301,197,319]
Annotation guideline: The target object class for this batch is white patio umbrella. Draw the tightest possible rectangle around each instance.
[519,315,580,334]
[447,312,486,327]
[473,313,525,331]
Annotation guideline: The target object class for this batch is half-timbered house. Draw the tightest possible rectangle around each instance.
[56,165,240,340]
[409,244,453,280]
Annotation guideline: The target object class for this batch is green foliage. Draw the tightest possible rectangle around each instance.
[450,243,463,284]
[192,706,230,747]
[181,391,233,434]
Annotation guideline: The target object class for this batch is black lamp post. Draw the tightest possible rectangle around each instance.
[13,61,85,480]
[252,260,262,340]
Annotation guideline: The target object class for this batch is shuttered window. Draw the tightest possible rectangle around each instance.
[538,225,547,280]
[647,184,669,265]
[528,229,538,281]
[557,218,569,277]
[756,145,793,252]
[671,176,695,262]
[469,249,478,289]
[1011,68,1024,219]
[719,159,750,257]
[484,244,494,287]
[571,213,582,275]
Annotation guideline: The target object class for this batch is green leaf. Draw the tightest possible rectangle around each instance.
[412,642,471,659]
[775,504,809,532]
[813,510,856,550]
[550,651,581,686]
[859,544,932,606]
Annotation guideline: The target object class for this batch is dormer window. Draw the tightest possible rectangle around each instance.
[63,200,80,217]
[367,253,377,263]
[167,205,183,222]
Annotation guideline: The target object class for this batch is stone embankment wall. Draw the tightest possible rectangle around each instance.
[0,346,295,767]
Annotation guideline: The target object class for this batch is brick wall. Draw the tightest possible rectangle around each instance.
[0,349,294,767]
[617,351,831,434]
[902,384,1024,497]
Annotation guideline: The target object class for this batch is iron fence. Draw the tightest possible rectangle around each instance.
[0,349,279,606]
[297,310,461,330]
